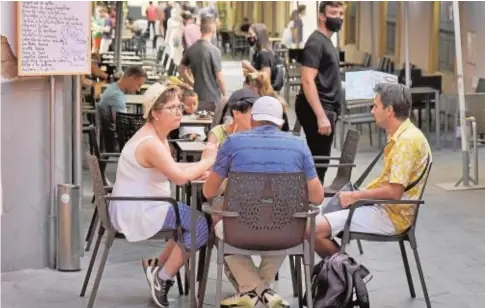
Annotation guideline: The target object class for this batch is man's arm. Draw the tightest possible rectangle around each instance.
[302,143,324,204]
[203,139,232,199]
[109,91,126,123]
[178,53,194,86]
[342,140,419,207]
[212,49,226,97]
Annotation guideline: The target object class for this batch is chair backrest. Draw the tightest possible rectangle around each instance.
[222,172,309,251]
[330,129,361,187]
[476,78,485,93]
[409,161,433,230]
[85,152,114,231]
[465,93,485,134]
[115,112,145,150]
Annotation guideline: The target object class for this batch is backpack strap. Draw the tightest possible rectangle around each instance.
[404,154,431,192]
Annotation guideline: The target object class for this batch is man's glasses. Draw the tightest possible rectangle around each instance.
[161,104,184,114]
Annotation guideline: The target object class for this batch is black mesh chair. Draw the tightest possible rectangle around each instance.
[115,112,146,150]
[339,161,433,308]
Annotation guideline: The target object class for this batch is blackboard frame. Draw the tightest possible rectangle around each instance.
[17,1,92,76]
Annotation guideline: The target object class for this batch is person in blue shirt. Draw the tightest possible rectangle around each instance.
[98,66,146,152]
[203,96,324,308]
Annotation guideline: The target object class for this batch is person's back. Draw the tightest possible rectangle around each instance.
[223,125,313,174]
[146,4,158,22]
[98,82,126,150]
[182,39,221,106]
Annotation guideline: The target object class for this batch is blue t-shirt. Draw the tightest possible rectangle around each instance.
[98,82,126,134]
[212,125,317,180]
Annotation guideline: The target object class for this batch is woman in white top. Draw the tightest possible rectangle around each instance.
[109,83,217,307]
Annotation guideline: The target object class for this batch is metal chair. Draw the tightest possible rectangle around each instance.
[203,172,319,308]
[339,161,433,308]
[314,129,361,197]
[83,125,119,252]
[80,152,186,308]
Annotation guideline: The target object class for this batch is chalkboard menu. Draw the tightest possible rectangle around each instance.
[17,1,91,76]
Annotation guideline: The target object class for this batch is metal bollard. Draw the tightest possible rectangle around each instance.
[56,184,81,272]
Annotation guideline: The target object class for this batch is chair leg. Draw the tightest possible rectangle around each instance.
[215,241,224,308]
[289,255,298,297]
[295,256,303,308]
[197,235,214,307]
[411,245,432,308]
[85,207,98,241]
[85,209,99,252]
[303,261,313,308]
[87,231,115,308]
[275,272,279,281]
[184,259,190,295]
[399,241,416,298]
[175,271,184,295]
[357,239,364,255]
[80,226,105,297]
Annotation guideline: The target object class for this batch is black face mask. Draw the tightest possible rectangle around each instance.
[325,17,343,32]
[247,36,256,47]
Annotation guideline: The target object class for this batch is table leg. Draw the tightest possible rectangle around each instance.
[435,91,441,149]
[190,182,198,307]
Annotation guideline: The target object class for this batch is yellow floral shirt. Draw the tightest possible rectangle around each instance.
[366,119,432,234]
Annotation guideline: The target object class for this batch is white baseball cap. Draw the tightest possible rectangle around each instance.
[251,96,284,126]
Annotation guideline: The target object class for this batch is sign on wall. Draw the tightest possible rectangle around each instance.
[17,1,91,76]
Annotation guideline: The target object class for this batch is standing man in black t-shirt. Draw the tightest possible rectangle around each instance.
[295,1,344,182]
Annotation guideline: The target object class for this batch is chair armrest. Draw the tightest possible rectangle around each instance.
[292,205,320,218]
[339,198,424,249]
[105,196,182,228]
[314,163,356,168]
[100,153,121,158]
[99,158,119,164]
[202,204,239,217]
[350,199,424,209]
[313,156,341,160]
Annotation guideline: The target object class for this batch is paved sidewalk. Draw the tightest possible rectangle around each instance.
[2,148,485,308]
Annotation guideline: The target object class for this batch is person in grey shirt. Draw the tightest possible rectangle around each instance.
[178,16,226,112]
[98,66,146,152]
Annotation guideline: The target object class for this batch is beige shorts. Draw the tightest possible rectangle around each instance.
[318,205,397,238]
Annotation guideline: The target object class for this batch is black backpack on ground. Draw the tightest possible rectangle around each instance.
[303,253,370,308]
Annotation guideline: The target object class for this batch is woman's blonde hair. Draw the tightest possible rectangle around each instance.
[245,72,289,112]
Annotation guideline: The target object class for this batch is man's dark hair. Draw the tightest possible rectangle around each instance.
[374,83,412,120]
[124,65,147,78]
[297,4,306,14]
[181,11,192,21]
[228,99,253,117]
[319,1,344,14]
[200,15,216,34]
[149,1,153,5]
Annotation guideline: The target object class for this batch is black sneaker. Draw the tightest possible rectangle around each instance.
[150,267,174,307]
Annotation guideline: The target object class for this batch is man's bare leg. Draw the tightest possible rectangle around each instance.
[307,216,339,258]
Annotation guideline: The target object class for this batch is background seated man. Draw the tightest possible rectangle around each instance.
[203,96,324,308]
[98,65,146,152]
[310,83,432,258]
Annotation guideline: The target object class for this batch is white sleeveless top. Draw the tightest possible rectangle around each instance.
[109,135,172,242]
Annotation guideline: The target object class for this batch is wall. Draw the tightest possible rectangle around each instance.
[343,1,485,94]
[460,2,485,91]
[1,77,73,272]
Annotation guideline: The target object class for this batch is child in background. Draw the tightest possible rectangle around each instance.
[179,90,207,141]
